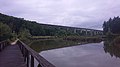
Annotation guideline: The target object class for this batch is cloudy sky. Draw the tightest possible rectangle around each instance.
[0,0,120,30]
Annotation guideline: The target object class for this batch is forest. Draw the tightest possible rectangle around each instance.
[0,13,80,36]
[103,16,120,35]
[0,13,78,41]
[103,16,120,45]
[0,13,91,41]
[0,13,103,42]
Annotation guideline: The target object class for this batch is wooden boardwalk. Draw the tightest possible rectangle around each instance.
[0,40,55,67]
[0,44,27,67]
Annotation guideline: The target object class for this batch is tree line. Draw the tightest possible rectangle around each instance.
[0,13,103,41]
[103,16,120,35]
[0,13,80,41]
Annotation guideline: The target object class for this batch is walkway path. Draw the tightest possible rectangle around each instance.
[0,44,27,67]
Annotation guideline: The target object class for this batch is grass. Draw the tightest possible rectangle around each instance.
[16,35,102,52]
[113,36,120,48]
[63,36,102,43]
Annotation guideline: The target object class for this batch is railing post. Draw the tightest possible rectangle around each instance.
[0,43,1,51]
[21,45,23,54]
[23,47,25,61]
[24,48,27,62]
[3,43,5,49]
[31,55,34,67]
[27,50,29,67]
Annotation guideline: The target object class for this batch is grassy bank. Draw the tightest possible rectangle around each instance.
[63,36,102,43]
[9,35,102,46]
[29,36,102,42]
[105,33,120,48]
[113,36,120,48]
[114,36,120,44]
[27,36,102,52]
[30,39,83,52]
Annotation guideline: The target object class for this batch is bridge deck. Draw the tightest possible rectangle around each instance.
[0,44,27,67]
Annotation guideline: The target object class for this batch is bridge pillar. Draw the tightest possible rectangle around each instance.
[90,30,93,36]
[74,29,77,33]
[67,28,69,31]
[85,30,88,36]
[80,29,84,35]
[97,31,99,35]
[80,30,82,33]
[95,31,97,35]
[93,31,96,36]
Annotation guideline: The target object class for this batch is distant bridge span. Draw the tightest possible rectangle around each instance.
[55,25,103,36]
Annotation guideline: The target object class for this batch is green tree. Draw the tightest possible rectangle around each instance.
[103,16,120,35]
[18,28,31,38]
[0,22,12,41]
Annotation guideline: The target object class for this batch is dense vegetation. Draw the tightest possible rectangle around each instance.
[0,22,12,41]
[0,13,103,42]
[103,16,120,35]
[0,13,81,37]
[103,16,120,47]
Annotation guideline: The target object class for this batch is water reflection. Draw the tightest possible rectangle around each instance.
[104,40,120,58]
[30,39,101,52]
[39,42,120,67]
[30,39,120,67]
[30,40,82,52]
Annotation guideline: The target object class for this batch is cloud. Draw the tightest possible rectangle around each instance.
[0,0,120,30]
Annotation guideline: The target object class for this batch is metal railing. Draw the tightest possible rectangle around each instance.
[17,39,55,67]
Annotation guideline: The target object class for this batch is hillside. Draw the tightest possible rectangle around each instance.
[0,13,102,37]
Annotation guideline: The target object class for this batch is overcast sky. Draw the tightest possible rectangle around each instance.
[0,0,120,30]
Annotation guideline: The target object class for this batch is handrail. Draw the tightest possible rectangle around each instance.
[17,39,55,67]
[0,40,9,51]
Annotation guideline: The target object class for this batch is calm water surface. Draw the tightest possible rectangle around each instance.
[39,42,120,67]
